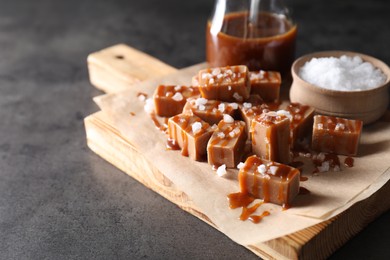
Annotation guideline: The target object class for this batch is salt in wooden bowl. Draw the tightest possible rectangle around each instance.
[289,51,390,124]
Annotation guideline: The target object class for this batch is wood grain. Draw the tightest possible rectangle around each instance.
[85,44,390,259]
[87,44,177,93]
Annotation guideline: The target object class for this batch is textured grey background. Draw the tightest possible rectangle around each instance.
[0,0,389,259]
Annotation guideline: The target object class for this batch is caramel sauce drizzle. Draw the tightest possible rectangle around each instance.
[227,192,255,209]
[248,211,270,223]
[166,138,180,151]
[344,157,354,167]
[240,202,262,220]
[150,112,168,133]
[227,192,270,223]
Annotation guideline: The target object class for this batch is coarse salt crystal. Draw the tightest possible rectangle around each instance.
[228,128,240,138]
[218,103,226,113]
[318,161,330,172]
[198,104,206,111]
[223,114,234,123]
[269,166,278,175]
[217,132,225,139]
[257,164,266,175]
[335,123,345,131]
[243,102,252,109]
[212,68,221,76]
[237,162,245,169]
[191,121,202,134]
[138,94,146,102]
[228,102,238,109]
[317,152,326,161]
[216,164,227,177]
[266,111,278,117]
[317,123,324,130]
[209,78,215,84]
[276,110,292,120]
[174,85,182,91]
[144,98,154,114]
[195,97,208,106]
[299,55,386,91]
[172,92,183,101]
[228,86,232,91]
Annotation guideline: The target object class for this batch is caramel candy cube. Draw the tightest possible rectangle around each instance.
[312,115,363,156]
[198,65,251,102]
[249,70,281,102]
[168,113,213,161]
[183,97,239,125]
[207,119,247,168]
[251,111,291,164]
[284,103,315,147]
[238,155,300,208]
[153,85,200,117]
[239,102,269,139]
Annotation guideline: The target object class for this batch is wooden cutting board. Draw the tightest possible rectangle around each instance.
[84,44,390,259]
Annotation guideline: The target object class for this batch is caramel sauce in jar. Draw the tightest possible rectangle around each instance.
[206,11,297,74]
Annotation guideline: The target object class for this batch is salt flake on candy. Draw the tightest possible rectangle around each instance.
[223,114,234,123]
[191,121,202,134]
[216,164,227,177]
[172,92,183,101]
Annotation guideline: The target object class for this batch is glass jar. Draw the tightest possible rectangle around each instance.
[206,0,297,75]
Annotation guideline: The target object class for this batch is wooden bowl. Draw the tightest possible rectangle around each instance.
[289,51,390,124]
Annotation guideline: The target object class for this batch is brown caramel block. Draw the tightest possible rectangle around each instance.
[249,70,281,102]
[207,120,247,168]
[239,103,270,139]
[251,111,291,164]
[283,103,315,147]
[183,98,239,125]
[168,113,213,161]
[312,115,363,156]
[198,65,251,102]
[153,85,200,117]
[238,155,300,208]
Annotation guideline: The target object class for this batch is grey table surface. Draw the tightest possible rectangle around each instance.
[1,0,390,259]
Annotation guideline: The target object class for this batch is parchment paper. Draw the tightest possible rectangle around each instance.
[93,64,390,245]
